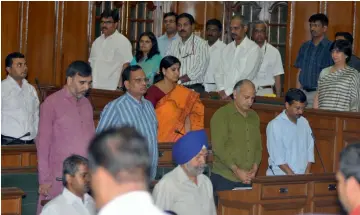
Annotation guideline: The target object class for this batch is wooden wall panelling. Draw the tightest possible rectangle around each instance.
[353,1,360,56]
[326,1,354,41]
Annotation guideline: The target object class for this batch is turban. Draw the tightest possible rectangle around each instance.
[172,129,209,165]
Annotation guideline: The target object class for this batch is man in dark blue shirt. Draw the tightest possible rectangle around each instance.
[335,32,360,72]
[295,13,333,107]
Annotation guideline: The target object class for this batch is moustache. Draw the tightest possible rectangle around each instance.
[102,27,107,30]
[231,34,237,38]
[180,30,186,33]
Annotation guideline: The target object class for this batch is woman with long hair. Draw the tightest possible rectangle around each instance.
[130,32,162,86]
[145,56,204,142]
[313,39,360,111]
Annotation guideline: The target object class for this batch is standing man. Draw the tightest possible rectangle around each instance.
[157,12,179,57]
[295,13,333,107]
[335,32,360,72]
[210,80,262,204]
[165,13,209,93]
[88,127,166,215]
[36,61,95,214]
[266,89,314,176]
[89,9,133,90]
[96,65,158,180]
[204,19,226,92]
[215,15,261,99]
[41,155,96,215]
[153,130,216,215]
[1,52,39,145]
[251,21,284,97]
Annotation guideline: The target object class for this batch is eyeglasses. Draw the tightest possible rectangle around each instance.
[132,78,149,84]
[100,21,114,25]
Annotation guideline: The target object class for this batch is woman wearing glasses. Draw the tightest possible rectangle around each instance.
[313,39,360,111]
[145,56,204,142]
[130,32,162,86]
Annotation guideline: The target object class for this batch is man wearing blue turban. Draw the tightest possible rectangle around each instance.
[152,129,217,215]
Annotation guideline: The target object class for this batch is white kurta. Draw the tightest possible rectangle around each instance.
[204,39,226,92]
[89,30,133,90]
[153,165,217,215]
[215,36,261,96]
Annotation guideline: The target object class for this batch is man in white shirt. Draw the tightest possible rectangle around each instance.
[157,12,179,57]
[88,126,166,215]
[204,19,226,92]
[153,129,217,215]
[251,21,284,97]
[1,52,39,144]
[215,15,261,99]
[89,9,133,90]
[166,13,210,93]
[41,155,96,215]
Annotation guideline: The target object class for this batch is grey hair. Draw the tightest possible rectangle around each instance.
[62,155,89,187]
[233,79,255,93]
[252,20,269,32]
[231,14,249,27]
[339,143,360,183]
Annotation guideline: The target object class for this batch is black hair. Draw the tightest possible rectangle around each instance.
[153,56,181,84]
[330,40,352,63]
[121,65,143,91]
[66,61,92,78]
[335,32,354,45]
[176,13,195,25]
[163,12,177,20]
[135,32,160,62]
[88,126,151,185]
[206,18,222,31]
[339,143,360,183]
[5,52,25,68]
[285,88,307,105]
[308,13,329,26]
[100,9,119,23]
[62,155,89,187]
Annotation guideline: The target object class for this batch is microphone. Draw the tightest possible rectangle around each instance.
[312,133,326,172]
[5,132,31,145]
[269,165,275,175]
[174,129,184,136]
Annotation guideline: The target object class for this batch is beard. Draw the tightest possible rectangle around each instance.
[185,162,207,176]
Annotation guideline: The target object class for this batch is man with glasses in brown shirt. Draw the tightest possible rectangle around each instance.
[210,79,262,205]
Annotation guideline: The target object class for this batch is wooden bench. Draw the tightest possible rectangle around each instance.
[1,187,25,215]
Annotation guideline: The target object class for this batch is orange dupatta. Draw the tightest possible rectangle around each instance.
[155,85,204,142]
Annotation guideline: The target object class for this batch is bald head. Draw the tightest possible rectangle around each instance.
[233,80,256,112]
[233,79,255,93]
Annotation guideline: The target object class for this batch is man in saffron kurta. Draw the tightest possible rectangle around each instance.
[36,61,95,214]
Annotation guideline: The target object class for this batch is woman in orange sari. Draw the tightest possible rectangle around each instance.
[145,56,204,142]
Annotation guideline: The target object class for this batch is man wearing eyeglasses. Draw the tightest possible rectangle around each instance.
[158,12,179,57]
[89,9,133,91]
[165,13,210,93]
[96,65,158,181]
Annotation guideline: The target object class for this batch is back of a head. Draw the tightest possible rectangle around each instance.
[88,126,151,184]
[285,88,307,105]
[66,60,92,78]
[339,143,360,183]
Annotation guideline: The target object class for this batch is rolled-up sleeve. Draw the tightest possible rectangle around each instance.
[266,121,286,166]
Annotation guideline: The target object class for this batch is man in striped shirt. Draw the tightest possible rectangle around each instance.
[165,13,210,93]
[96,65,158,180]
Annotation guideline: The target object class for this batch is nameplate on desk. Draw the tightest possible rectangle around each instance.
[232,187,252,190]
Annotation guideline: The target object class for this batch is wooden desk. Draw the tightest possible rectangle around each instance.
[1,187,25,215]
[217,174,342,215]
[1,145,37,173]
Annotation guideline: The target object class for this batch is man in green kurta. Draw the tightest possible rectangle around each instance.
[210,79,262,204]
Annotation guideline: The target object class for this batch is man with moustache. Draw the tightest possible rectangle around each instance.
[335,32,360,72]
[210,80,262,204]
[96,65,158,180]
[1,52,39,145]
[41,155,96,215]
[89,9,133,90]
[153,130,216,215]
[295,13,333,107]
[157,12,179,57]
[165,13,209,93]
[251,20,284,97]
[204,19,226,92]
[36,61,95,214]
[266,88,314,176]
[215,15,261,99]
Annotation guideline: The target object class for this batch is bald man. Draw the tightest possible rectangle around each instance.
[210,80,262,204]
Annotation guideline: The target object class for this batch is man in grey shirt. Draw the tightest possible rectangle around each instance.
[335,32,360,72]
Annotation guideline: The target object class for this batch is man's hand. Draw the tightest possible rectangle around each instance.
[39,184,52,196]
[248,163,258,179]
[234,168,251,184]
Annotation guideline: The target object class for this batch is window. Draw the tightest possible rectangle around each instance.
[232,1,262,38]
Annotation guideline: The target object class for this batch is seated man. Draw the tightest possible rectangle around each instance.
[336,143,360,215]
[266,88,314,176]
[152,130,216,215]
[41,155,96,215]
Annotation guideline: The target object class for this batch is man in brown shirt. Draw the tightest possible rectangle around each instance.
[210,79,262,204]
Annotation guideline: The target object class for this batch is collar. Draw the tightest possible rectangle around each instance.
[179,33,195,45]
[162,32,179,41]
[312,36,330,46]
[6,75,27,89]
[101,30,119,40]
[62,86,85,103]
[175,165,204,186]
[125,92,145,106]
[260,41,268,50]
[279,110,303,123]
[208,39,222,48]
[62,188,90,205]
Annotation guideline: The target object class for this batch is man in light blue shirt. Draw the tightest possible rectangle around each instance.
[157,12,179,57]
[266,88,314,176]
[96,65,158,180]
